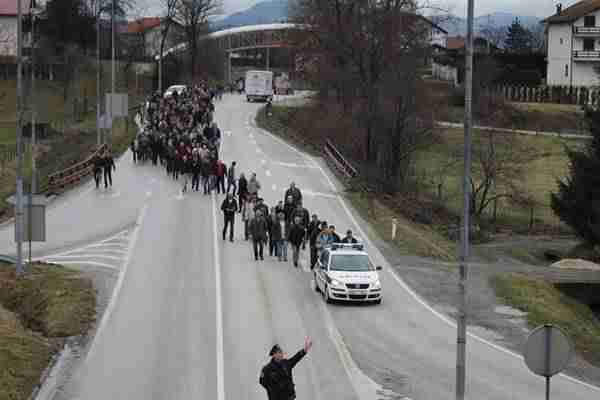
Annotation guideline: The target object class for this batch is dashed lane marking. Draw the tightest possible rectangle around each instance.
[265,170,272,177]
[271,161,320,169]
[271,184,277,191]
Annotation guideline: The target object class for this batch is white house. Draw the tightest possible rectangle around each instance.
[543,0,600,86]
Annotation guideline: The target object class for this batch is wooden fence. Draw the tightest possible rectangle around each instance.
[491,84,600,106]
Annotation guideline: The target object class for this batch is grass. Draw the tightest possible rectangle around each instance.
[256,104,458,260]
[0,262,96,400]
[491,273,600,367]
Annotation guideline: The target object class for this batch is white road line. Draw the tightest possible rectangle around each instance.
[265,170,272,177]
[110,191,121,198]
[259,112,600,392]
[176,191,184,200]
[84,243,128,250]
[146,191,152,198]
[41,254,122,261]
[249,133,254,139]
[86,204,147,364]
[271,161,320,169]
[255,148,261,153]
[271,184,277,191]
[261,159,267,165]
[211,193,226,400]
[42,260,119,271]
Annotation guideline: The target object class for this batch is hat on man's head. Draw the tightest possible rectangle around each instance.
[269,344,282,356]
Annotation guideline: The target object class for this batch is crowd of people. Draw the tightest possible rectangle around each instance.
[134,84,360,268]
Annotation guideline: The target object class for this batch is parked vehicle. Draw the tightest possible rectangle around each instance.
[164,85,187,98]
[245,70,273,102]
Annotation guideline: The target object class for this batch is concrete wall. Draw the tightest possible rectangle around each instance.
[547,23,572,86]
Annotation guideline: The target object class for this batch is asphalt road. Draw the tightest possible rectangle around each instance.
[3,93,600,400]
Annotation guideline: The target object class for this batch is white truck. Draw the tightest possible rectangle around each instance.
[275,73,293,95]
[245,70,273,102]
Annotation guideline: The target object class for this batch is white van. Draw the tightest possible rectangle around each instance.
[245,70,273,102]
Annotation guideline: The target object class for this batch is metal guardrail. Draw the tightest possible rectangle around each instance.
[44,143,107,194]
[0,254,17,264]
[323,139,358,179]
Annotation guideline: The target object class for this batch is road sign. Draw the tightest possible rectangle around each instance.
[523,324,573,400]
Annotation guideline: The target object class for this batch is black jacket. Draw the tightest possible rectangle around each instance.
[341,236,358,244]
[288,224,306,246]
[260,350,307,400]
[221,198,238,216]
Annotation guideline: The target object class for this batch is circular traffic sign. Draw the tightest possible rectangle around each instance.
[523,325,573,377]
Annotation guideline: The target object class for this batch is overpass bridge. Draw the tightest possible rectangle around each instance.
[157,23,304,83]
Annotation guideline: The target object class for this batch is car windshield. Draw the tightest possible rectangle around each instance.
[330,255,372,272]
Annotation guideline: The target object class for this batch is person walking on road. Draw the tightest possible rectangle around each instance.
[216,159,227,194]
[93,154,103,189]
[268,207,278,257]
[307,215,321,270]
[227,161,237,195]
[260,338,313,400]
[291,201,310,249]
[250,210,269,260]
[242,197,256,241]
[271,212,288,261]
[102,151,116,188]
[248,172,261,198]
[284,182,302,207]
[238,172,248,213]
[221,193,238,242]
[288,216,306,268]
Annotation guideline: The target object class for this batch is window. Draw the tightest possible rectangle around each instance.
[585,15,596,27]
[330,255,373,272]
[565,64,569,77]
[584,38,595,51]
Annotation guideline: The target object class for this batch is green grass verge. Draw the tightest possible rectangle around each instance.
[490,274,600,367]
[0,263,96,400]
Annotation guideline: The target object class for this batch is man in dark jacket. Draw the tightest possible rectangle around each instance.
[341,229,358,244]
[221,193,238,242]
[227,161,237,195]
[288,216,306,268]
[260,338,313,400]
[102,151,116,188]
[291,201,310,249]
[309,221,327,270]
[250,210,269,261]
[93,155,103,189]
[284,182,302,207]
[238,173,248,213]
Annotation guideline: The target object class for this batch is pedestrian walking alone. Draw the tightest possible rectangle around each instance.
[260,338,313,400]
[221,193,238,242]
[102,151,116,188]
[93,154,103,189]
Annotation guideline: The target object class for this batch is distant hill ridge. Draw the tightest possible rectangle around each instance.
[210,1,541,37]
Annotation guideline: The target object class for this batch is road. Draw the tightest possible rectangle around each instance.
[2,94,599,400]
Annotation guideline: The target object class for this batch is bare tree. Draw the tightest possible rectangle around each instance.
[174,0,221,81]
[158,0,180,92]
[478,16,506,49]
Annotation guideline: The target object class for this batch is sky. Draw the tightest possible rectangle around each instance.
[137,0,580,19]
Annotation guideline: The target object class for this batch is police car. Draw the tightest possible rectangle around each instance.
[313,243,383,304]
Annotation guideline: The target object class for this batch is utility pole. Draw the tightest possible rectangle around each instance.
[15,0,25,276]
[97,0,102,146]
[110,0,116,145]
[29,2,38,265]
[456,0,474,398]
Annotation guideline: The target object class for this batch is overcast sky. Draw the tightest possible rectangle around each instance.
[137,0,578,19]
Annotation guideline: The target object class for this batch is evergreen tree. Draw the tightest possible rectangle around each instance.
[504,18,533,53]
[551,108,600,245]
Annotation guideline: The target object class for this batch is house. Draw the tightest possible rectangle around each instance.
[0,0,32,57]
[543,0,600,86]
[445,35,498,54]
[122,17,183,61]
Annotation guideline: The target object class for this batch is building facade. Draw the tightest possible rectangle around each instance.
[544,0,600,86]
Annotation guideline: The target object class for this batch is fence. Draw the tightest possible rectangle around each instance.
[491,84,600,106]
[323,139,358,179]
[44,144,107,194]
[432,62,458,87]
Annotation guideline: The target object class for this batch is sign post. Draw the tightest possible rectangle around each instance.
[523,324,574,400]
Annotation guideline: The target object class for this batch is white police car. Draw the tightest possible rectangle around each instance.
[313,243,383,304]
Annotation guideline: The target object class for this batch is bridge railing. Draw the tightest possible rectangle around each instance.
[323,139,358,179]
[44,144,107,194]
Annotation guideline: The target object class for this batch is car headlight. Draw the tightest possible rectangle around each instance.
[372,280,381,289]
[330,279,344,288]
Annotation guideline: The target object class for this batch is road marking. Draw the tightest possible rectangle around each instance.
[42,260,119,271]
[261,159,267,165]
[146,191,152,198]
[257,110,600,393]
[225,130,232,136]
[86,204,147,364]
[249,133,254,139]
[211,193,226,400]
[255,148,261,153]
[265,170,272,177]
[271,184,277,191]
[176,191,184,200]
[271,161,319,169]
[110,191,121,198]
[41,254,122,261]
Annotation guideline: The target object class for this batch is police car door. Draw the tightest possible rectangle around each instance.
[317,250,330,291]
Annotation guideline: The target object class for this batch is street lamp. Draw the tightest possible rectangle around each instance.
[15,0,25,276]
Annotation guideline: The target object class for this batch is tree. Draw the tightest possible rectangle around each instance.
[504,18,534,53]
[478,17,506,49]
[551,108,600,245]
[175,0,221,81]
[158,0,181,92]
[40,0,97,54]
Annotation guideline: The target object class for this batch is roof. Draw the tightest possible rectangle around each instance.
[208,23,303,39]
[542,0,600,24]
[0,0,31,16]
[446,36,465,50]
[127,17,162,34]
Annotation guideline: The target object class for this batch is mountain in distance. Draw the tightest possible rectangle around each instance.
[436,12,542,36]
[211,0,290,31]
